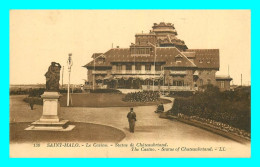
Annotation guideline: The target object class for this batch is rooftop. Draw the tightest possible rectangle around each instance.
[187,49,219,69]
[84,22,220,70]
[216,75,233,80]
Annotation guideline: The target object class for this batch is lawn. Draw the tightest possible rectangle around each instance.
[59,93,171,107]
[10,122,125,143]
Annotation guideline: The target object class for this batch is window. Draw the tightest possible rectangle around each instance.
[132,48,151,55]
[207,79,211,85]
[177,81,184,86]
[200,79,203,86]
[173,80,184,86]
[116,64,122,71]
[184,82,190,86]
[175,54,182,63]
[145,64,151,71]
[155,64,161,71]
[97,58,104,64]
[126,64,132,71]
[199,60,203,63]
[220,81,225,88]
[131,49,134,54]
[135,64,141,71]
[146,48,150,54]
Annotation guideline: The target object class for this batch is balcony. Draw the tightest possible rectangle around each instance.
[142,85,194,91]
[153,28,176,33]
[125,70,133,74]
[155,71,162,75]
[111,70,123,74]
[170,71,187,75]
[145,70,151,74]
[111,70,162,75]
[135,70,142,74]
[92,71,107,75]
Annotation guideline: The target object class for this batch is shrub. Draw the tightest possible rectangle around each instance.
[28,88,45,97]
[90,89,122,94]
[10,88,30,95]
[23,97,43,105]
[60,88,83,94]
[123,91,160,102]
[170,85,251,132]
[169,91,194,97]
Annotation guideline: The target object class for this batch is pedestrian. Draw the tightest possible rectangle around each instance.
[29,97,34,110]
[127,107,137,133]
[155,102,164,113]
[159,102,164,112]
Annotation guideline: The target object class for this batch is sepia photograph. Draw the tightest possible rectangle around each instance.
[9,10,251,158]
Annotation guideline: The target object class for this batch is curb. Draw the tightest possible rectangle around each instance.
[166,115,250,144]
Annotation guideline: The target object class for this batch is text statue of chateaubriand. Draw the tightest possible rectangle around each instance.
[45,62,61,91]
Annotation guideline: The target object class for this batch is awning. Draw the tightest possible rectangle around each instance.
[104,76,113,80]
[113,75,161,80]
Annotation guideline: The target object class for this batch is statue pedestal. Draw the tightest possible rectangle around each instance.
[25,92,75,131]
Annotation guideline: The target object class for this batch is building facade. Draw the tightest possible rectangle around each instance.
[83,22,232,91]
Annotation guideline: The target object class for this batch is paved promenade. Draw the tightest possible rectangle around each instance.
[10,95,250,157]
[9,95,247,143]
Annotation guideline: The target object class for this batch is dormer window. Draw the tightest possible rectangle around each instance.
[95,55,105,64]
[97,58,104,64]
[175,54,182,63]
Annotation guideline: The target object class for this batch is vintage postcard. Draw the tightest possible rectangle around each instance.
[9,10,251,158]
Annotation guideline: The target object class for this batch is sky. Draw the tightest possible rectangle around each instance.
[10,10,251,85]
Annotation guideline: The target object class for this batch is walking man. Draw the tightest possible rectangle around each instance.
[127,107,137,133]
[29,97,34,110]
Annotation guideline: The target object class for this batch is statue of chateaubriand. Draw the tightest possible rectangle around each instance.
[45,62,61,91]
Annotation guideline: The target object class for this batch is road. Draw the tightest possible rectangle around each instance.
[10,95,250,157]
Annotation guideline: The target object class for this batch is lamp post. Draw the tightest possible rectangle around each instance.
[93,56,95,90]
[148,42,157,92]
[61,66,64,88]
[67,53,73,107]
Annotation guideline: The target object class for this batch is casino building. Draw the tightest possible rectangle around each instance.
[83,22,232,92]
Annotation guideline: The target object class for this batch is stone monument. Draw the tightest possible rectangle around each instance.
[26,62,75,131]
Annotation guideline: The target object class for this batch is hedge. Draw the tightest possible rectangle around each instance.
[169,85,251,132]
[123,91,160,102]
[89,89,122,94]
